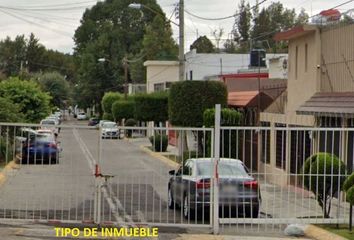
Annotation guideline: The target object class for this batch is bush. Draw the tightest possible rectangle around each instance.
[102,113,113,121]
[134,92,168,122]
[101,92,122,114]
[149,134,168,152]
[203,108,243,158]
[125,118,137,138]
[302,152,347,218]
[169,81,227,127]
[0,137,13,163]
[343,173,354,205]
[112,100,135,121]
[0,78,51,123]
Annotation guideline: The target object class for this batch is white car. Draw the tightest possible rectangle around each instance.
[77,112,87,120]
[40,119,59,136]
[101,121,119,139]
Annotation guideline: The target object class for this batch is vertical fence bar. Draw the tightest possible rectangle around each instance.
[213,104,221,234]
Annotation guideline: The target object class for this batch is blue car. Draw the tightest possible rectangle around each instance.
[21,133,59,164]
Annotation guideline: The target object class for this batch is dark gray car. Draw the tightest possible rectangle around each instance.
[168,158,261,219]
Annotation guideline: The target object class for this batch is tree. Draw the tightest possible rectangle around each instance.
[302,153,347,218]
[233,0,251,52]
[26,33,46,73]
[0,97,24,123]
[34,72,71,108]
[190,36,215,53]
[74,0,176,111]
[211,28,224,52]
[0,78,51,123]
[296,8,309,25]
[0,35,27,77]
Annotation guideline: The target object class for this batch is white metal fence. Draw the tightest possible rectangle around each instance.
[0,119,352,234]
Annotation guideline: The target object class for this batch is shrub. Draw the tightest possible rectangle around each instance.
[0,78,51,123]
[125,118,137,138]
[149,134,168,152]
[134,92,168,123]
[169,81,227,127]
[102,113,113,121]
[343,173,354,205]
[0,137,13,163]
[112,100,135,121]
[101,92,122,114]
[203,108,243,158]
[302,152,347,218]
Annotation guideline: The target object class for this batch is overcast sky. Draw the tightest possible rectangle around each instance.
[0,0,352,54]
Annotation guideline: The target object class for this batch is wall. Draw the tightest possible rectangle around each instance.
[321,23,354,92]
[286,29,321,114]
[144,61,179,93]
[185,49,288,80]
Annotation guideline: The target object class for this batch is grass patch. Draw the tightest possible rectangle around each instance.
[318,224,354,240]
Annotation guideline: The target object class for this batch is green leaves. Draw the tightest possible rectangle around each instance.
[101,92,122,114]
[169,81,228,127]
[134,92,168,122]
[190,36,215,53]
[112,100,135,121]
[0,78,51,123]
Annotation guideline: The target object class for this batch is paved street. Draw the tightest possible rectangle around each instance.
[0,118,347,238]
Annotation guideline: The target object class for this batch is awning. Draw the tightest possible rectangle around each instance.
[297,92,354,117]
[228,91,273,110]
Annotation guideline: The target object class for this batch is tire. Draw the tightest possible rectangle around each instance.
[183,194,194,219]
[168,187,174,209]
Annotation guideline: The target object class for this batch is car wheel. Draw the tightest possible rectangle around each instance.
[168,187,174,209]
[183,194,194,219]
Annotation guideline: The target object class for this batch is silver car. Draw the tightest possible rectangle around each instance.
[168,158,261,219]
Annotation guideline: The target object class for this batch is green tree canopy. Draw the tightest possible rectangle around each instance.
[190,36,215,53]
[34,72,71,108]
[0,97,24,123]
[74,0,177,111]
[112,100,135,121]
[233,0,252,52]
[0,78,51,123]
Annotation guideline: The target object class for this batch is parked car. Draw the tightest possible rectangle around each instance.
[88,118,100,126]
[77,112,87,120]
[168,158,261,219]
[21,133,59,164]
[40,119,59,136]
[101,121,119,139]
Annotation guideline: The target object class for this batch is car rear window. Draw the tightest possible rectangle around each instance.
[103,122,117,128]
[30,134,54,142]
[197,161,249,177]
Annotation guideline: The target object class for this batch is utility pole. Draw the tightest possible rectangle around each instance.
[123,55,128,100]
[178,0,185,81]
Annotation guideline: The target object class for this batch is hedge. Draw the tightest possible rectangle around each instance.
[149,134,168,152]
[134,92,168,122]
[101,92,122,114]
[112,100,135,121]
[203,108,243,158]
[102,112,113,121]
[169,81,227,127]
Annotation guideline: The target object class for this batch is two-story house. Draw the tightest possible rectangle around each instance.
[259,22,354,185]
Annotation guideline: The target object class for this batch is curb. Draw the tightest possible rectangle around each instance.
[0,160,19,186]
[304,225,348,240]
[140,145,180,169]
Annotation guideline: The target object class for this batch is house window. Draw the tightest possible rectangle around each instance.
[165,82,172,89]
[153,83,164,92]
[305,44,308,72]
[295,46,298,79]
[189,71,193,80]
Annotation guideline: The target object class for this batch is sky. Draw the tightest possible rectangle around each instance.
[0,0,352,54]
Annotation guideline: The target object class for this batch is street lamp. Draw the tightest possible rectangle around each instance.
[128,1,185,81]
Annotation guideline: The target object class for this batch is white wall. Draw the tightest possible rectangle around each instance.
[185,49,288,80]
[144,61,179,93]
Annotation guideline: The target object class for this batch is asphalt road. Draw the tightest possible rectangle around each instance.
[0,119,196,226]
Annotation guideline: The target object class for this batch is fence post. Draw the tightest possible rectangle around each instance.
[213,104,221,234]
[94,126,103,225]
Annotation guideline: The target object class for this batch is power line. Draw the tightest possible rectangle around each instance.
[184,0,267,21]
[4,1,96,9]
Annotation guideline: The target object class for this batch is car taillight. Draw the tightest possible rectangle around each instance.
[49,143,57,149]
[196,179,210,189]
[243,180,258,190]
